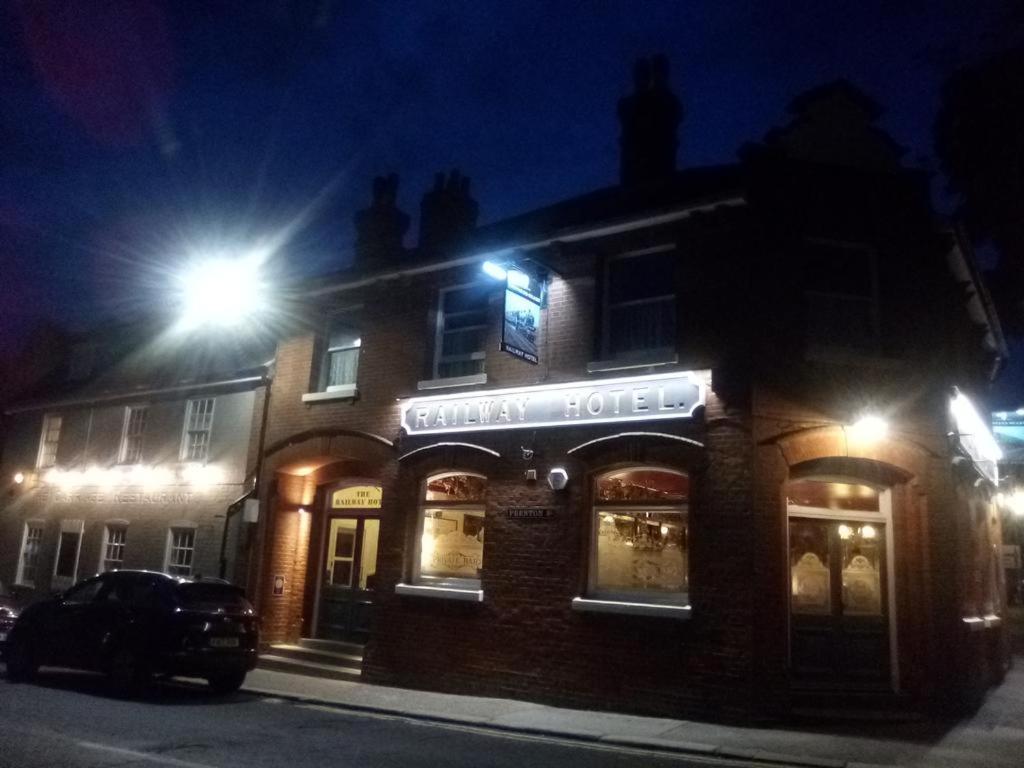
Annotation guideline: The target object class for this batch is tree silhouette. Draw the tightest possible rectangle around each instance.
[935,46,1024,331]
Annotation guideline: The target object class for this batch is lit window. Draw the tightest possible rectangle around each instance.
[322,320,361,391]
[602,246,677,359]
[591,468,689,604]
[415,472,486,589]
[434,284,489,379]
[120,406,148,464]
[16,524,45,587]
[802,240,880,350]
[37,414,62,469]
[166,528,196,577]
[102,525,127,571]
[181,398,215,463]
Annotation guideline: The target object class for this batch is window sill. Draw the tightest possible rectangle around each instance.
[302,385,358,403]
[587,351,678,373]
[395,583,483,602]
[571,596,691,619]
[962,614,1002,631]
[417,373,487,391]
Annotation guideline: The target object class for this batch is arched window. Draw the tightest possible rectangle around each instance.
[415,472,487,590]
[590,467,689,605]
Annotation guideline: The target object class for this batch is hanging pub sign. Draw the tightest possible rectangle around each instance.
[500,284,542,364]
[331,485,382,509]
[400,370,707,436]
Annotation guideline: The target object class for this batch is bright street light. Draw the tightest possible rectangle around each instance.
[175,253,267,331]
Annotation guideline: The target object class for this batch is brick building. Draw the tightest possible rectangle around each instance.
[247,67,1007,719]
[1,322,269,596]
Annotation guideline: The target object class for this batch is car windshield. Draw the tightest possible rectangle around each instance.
[173,583,251,611]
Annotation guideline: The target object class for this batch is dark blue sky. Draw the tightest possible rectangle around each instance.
[1,1,1020,357]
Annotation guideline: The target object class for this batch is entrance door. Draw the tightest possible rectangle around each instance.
[789,517,890,687]
[316,517,379,643]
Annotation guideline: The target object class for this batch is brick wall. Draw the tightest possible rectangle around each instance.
[247,204,1005,718]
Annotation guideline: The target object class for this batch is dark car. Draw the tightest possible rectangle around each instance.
[0,588,22,660]
[4,570,258,695]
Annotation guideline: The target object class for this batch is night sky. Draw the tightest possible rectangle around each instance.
[1,1,1020,359]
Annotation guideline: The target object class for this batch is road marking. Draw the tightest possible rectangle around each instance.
[77,741,217,768]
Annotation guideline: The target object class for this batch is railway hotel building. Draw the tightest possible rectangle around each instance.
[247,67,1009,719]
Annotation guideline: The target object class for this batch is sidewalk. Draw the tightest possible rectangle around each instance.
[243,662,1024,768]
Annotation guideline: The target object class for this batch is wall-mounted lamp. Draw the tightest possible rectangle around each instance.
[482,260,531,291]
[13,472,25,485]
[848,414,888,442]
[547,467,569,491]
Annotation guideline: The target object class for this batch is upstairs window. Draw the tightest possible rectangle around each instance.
[434,284,489,379]
[182,398,215,463]
[37,414,62,469]
[415,472,487,590]
[322,320,361,391]
[590,467,690,605]
[802,241,880,351]
[602,245,678,359]
[119,406,148,464]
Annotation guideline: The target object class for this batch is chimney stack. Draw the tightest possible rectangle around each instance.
[354,173,410,264]
[419,169,479,254]
[617,54,683,186]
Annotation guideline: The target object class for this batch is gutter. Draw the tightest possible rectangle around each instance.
[306,196,747,298]
[947,226,1008,381]
[5,374,268,415]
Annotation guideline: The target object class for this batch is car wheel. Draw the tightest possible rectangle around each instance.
[207,670,246,695]
[107,647,149,698]
[5,636,38,683]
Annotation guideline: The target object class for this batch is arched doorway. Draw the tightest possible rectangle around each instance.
[786,476,897,690]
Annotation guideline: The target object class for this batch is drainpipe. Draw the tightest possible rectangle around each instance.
[218,365,274,581]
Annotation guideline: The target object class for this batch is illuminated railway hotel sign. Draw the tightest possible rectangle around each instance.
[400,371,707,436]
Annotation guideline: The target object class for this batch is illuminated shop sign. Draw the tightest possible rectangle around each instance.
[951,390,1001,485]
[400,371,707,436]
[331,485,382,509]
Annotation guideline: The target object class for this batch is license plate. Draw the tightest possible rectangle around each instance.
[209,637,239,648]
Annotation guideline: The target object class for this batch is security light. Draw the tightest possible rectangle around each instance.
[481,260,507,281]
[547,467,569,490]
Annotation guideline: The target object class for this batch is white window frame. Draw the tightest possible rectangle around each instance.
[52,519,85,591]
[432,283,489,380]
[36,413,62,469]
[180,398,215,463]
[119,405,148,464]
[15,522,46,587]
[164,526,197,577]
[576,466,691,619]
[322,317,361,393]
[100,523,128,572]
[398,471,487,601]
